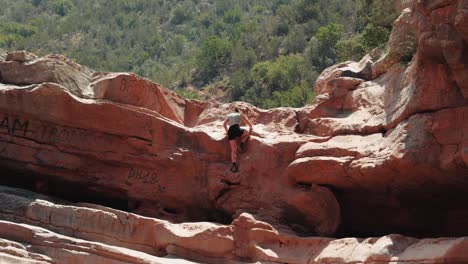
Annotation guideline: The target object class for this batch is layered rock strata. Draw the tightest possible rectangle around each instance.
[0,0,467,263]
[0,49,340,237]
[1,186,467,264]
[296,0,468,236]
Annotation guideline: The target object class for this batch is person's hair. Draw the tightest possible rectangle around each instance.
[234,107,239,113]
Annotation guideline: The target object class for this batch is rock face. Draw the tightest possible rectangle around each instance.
[0,0,467,263]
[297,0,468,237]
[0,53,340,238]
[1,186,467,264]
[0,68,340,237]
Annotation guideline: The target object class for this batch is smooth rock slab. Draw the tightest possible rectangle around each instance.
[0,186,467,264]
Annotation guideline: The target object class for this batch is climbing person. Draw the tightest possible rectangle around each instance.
[223,107,253,173]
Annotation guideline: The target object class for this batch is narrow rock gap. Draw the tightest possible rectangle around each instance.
[296,182,311,191]
[161,207,178,215]
[214,187,232,202]
[220,179,240,186]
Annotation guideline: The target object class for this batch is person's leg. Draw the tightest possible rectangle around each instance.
[229,139,238,172]
[240,130,250,143]
[229,140,238,163]
[238,130,250,152]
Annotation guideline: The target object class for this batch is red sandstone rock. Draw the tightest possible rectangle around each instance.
[90,72,187,124]
[295,0,468,238]
[0,221,199,264]
[0,71,338,237]
[0,187,467,264]
[371,6,416,79]
[0,0,468,263]
[0,53,93,96]
[5,50,38,62]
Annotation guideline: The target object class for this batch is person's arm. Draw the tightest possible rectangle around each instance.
[223,118,229,134]
[241,113,253,132]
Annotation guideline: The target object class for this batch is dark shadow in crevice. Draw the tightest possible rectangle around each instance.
[333,187,468,239]
[162,207,179,215]
[0,163,236,228]
[291,177,468,239]
[279,206,316,237]
[0,164,129,212]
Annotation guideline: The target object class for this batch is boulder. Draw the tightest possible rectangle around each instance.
[0,54,94,97]
[5,50,38,62]
[371,7,417,79]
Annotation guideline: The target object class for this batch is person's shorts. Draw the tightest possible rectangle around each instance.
[228,124,244,140]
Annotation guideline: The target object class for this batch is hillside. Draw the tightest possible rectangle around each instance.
[1,0,468,262]
[0,0,396,108]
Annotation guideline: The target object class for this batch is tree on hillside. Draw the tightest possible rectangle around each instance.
[336,0,396,62]
[0,0,396,108]
[195,36,232,84]
[308,23,343,70]
[242,54,314,107]
[52,0,74,16]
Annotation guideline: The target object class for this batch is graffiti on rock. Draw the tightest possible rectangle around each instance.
[0,116,31,136]
[128,168,166,193]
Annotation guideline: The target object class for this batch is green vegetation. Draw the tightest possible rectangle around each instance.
[0,0,396,108]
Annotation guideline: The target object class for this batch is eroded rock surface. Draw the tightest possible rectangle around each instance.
[296,0,468,237]
[0,49,342,243]
[1,186,467,264]
[0,0,468,263]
